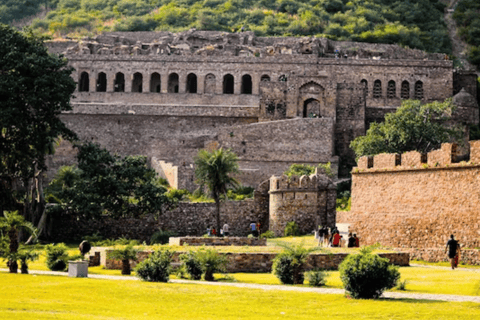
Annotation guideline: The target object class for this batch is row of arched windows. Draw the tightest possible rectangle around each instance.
[360,79,424,100]
[78,72,261,94]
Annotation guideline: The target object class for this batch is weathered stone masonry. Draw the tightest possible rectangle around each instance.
[45,30,478,186]
[337,141,480,264]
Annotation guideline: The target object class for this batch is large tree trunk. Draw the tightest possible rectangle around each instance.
[121,260,131,275]
[8,260,18,273]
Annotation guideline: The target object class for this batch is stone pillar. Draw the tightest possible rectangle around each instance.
[216,75,223,95]
[125,73,132,92]
[143,72,150,93]
[89,72,96,93]
[234,75,241,95]
[161,73,168,93]
[178,73,186,93]
[252,74,260,95]
[197,74,205,94]
[107,72,115,93]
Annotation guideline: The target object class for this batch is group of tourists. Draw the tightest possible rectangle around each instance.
[206,223,230,237]
[317,226,360,248]
[249,221,261,237]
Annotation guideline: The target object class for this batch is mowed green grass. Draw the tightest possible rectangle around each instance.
[1,273,480,320]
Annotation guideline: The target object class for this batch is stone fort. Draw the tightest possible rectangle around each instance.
[46,29,479,189]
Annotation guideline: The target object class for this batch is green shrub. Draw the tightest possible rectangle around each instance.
[260,230,275,239]
[45,243,69,271]
[150,229,176,245]
[135,249,173,282]
[196,248,228,281]
[84,232,103,244]
[179,251,203,280]
[284,221,300,237]
[18,250,39,274]
[306,269,329,287]
[339,248,400,299]
[272,242,320,285]
[108,245,139,275]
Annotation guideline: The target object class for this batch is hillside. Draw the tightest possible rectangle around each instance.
[1,0,451,55]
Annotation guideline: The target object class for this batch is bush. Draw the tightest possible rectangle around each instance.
[108,245,139,275]
[196,248,228,281]
[150,229,176,245]
[179,251,203,280]
[45,243,69,271]
[260,230,275,239]
[272,242,320,285]
[284,221,300,237]
[135,249,173,282]
[306,269,329,287]
[339,248,400,299]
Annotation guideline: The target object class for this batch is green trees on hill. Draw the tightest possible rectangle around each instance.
[22,0,451,54]
[453,0,480,69]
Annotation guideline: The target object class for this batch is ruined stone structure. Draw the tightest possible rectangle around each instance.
[45,29,479,186]
[269,169,336,236]
[337,141,480,263]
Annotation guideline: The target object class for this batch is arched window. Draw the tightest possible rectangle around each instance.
[186,73,197,93]
[373,80,382,98]
[79,72,89,92]
[96,72,107,92]
[168,73,179,93]
[360,79,368,96]
[303,98,321,118]
[223,74,234,94]
[241,74,252,94]
[278,74,287,82]
[260,75,270,82]
[150,73,161,93]
[401,81,410,99]
[387,80,396,99]
[414,81,423,100]
[132,72,143,93]
[204,73,216,94]
[114,73,125,92]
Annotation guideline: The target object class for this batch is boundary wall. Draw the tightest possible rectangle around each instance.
[338,141,480,256]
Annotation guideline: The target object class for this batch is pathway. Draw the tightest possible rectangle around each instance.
[2,267,479,304]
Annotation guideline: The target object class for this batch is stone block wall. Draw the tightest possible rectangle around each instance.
[169,237,267,246]
[343,142,480,251]
[104,250,410,272]
[373,153,400,168]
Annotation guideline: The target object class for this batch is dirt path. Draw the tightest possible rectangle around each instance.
[444,0,479,74]
[2,267,479,303]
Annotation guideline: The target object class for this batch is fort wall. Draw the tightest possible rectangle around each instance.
[338,142,480,251]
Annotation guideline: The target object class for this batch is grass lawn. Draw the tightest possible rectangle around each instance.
[1,273,479,320]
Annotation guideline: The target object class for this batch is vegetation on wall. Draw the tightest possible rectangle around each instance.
[9,0,451,54]
[453,0,480,69]
[350,99,463,158]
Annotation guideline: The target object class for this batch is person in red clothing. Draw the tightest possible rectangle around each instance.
[211,227,217,236]
[353,233,359,247]
[332,232,342,247]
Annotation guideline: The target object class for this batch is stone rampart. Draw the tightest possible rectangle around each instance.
[103,250,410,272]
[169,237,267,246]
[342,142,480,251]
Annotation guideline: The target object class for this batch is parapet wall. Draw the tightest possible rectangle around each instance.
[342,141,480,250]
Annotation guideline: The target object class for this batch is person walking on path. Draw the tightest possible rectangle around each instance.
[445,234,459,269]
[222,223,229,237]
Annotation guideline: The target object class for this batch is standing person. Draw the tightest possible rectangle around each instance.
[332,232,342,247]
[353,233,360,247]
[211,227,217,237]
[347,233,356,248]
[207,226,212,237]
[445,234,459,269]
[249,221,257,237]
[256,221,261,235]
[323,227,329,247]
[454,241,461,268]
[223,223,229,237]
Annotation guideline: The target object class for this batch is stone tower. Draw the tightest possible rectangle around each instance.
[268,169,336,236]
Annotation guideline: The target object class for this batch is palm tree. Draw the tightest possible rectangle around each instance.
[194,148,239,235]
[0,211,37,273]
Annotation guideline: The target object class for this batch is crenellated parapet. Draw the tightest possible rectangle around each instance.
[354,141,480,172]
[268,169,336,236]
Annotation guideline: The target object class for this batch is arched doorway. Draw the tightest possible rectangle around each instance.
[79,72,89,92]
[303,98,321,118]
[168,73,179,93]
[223,74,234,94]
[186,73,197,93]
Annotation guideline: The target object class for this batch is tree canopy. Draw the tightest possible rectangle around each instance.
[194,148,239,233]
[350,99,463,158]
[0,24,76,217]
[20,0,451,54]
[453,0,480,69]
[46,142,169,219]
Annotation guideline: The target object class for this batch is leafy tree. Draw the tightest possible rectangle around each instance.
[0,211,37,273]
[194,148,239,234]
[339,247,400,299]
[350,99,463,158]
[0,24,77,237]
[48,142,169,219]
